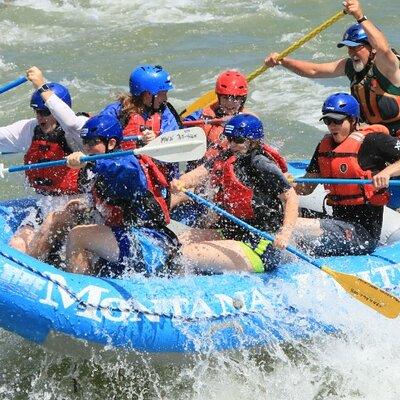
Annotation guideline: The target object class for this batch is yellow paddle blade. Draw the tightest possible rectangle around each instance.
[180,89,217,119]
[180,10,346,118]
[321,265,400,319]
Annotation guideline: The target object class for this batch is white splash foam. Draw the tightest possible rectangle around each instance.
[0,20,60,45]
[257,0,292,18]
[0,57,16,72]
[12,0,79,12]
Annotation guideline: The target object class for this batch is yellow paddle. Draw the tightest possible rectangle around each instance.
[180,9,346,118]
[185,191,400,319]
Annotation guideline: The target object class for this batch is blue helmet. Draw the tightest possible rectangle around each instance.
[80,115,123,142]
[320,93,360,120]
[129,65,174,96]
[30,82,72,112]
[337,23,369,48]
[223,114,264,140]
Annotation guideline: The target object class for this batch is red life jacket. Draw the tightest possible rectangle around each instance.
[121,111,175,181]
[91,187,126,228]
[121,112,161,150]
[91,155,170,228]
[139,155,170,224]
[212,145,288,219]
[317,124,390,206]
[24,125,79,195]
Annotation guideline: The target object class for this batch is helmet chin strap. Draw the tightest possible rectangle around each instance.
[151,95,156,112]
[104,139,114,153]
[144,95,166,114]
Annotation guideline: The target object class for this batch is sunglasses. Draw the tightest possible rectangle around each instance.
[34,109,52,117]
[322,117,347,126]
[82,137,104,146]
[219,95,245,103]
[226,136,246,144]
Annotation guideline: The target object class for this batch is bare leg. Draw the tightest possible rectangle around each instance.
[66,224,119,275]
[27,211,68,260]
[178,228,223,246]
[9,225,35,253]
[27,199,91,261]
[291,217,326,253]
[294,217,324,236]
[180,240,254,273]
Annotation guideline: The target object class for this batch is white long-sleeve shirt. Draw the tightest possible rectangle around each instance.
[0,93,88,153]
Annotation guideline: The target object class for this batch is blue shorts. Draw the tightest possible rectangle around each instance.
[97,226,179,277]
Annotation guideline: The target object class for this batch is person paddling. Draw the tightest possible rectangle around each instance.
[171,70,254,224]
[171,114,298,273]
[265,0,400,136]
[0,67,88,252]
[99,64,182,180]
[30,114,179,276]
[293,93,400,256]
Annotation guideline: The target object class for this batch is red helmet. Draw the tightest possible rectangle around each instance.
[215,70,248,96]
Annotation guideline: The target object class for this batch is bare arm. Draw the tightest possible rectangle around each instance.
[274,187,299,249]
[26,66,86,150]
[294,172,319,195]
[170,165,209,194]
[372,160,400,189]
[265,52,347,78]
[169,165,210,209]
[281,57,347,78]
[343,0,400,86]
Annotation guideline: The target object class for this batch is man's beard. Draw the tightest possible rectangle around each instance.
[352,58,365,73]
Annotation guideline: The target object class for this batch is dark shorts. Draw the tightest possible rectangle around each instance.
[300,219,377,257]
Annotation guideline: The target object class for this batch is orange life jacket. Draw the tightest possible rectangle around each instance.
[317,124,390,206]
[201,104,228,160]
[212,145,288,219]
[24,125,79,195]
[350,62,400,135]
[121,112,161,150]
[120,111,176,181]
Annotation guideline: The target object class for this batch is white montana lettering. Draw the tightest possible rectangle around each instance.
[40,273,108,322]
[38,273,278,324]
[357,263,400,287]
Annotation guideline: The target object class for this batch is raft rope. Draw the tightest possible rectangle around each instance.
[0,248,268,322]
[370,253,398,265]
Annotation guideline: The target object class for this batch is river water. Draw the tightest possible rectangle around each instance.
[0,0,399,398]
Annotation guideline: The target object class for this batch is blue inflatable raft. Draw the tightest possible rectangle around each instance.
[0,162,399,357]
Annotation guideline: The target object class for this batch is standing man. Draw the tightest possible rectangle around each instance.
[265,0,400,136]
